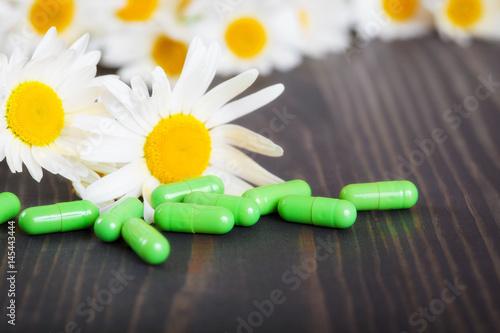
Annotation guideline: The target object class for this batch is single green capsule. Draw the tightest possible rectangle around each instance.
[154,203,234,234]
[339,181,418,210]
[94,197,144,242]
[278,195,357,229]
[0,192,21,225]
[151,175,224,208]
[243,180,312,215]
[121,218,170,265]
[19,200,99,235]
[184,192,260,227]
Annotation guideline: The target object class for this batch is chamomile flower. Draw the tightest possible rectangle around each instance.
[195,1,301,76]
[96,0,198,83]
[0,27,107,182]
[101,23,193,85]
[353,0,433,41]
[74,37,285,222]
[5,0,111,55]
[426,0,500,45]
[286,0,351,57]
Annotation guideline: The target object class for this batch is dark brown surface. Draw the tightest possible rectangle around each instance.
[1,35,499,333]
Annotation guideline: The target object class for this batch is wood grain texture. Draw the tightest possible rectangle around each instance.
[1,35,499,333]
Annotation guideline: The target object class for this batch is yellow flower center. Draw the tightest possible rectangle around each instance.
[116,0,158,22]
[225,17,267,59]
[446,0,482,27]
[383,0,418,21]
[152,35,188,77]
[29,0,74,35]
[144,114,211,184]
[5,81,65,146]
[298,8,310,31]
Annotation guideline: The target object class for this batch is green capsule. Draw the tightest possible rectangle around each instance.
[154,203,234,234]
[0,192,21,225]
[339,181,418,210]
[121,218,170,265]
[94,197,144,242]
[184,192,260,227]
[243,180,312,215]
[19,200,99,235]
[278,195,357,229]
[151,175,224,208]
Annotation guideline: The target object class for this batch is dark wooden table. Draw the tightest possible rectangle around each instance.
[1,35,499,333]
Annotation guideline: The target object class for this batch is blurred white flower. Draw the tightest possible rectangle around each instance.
[286,0,351,57]
[5,0,113,55]
[353,0,433,41]
[96,0,200,84]
[426,0,500,45]
[194,1,302,76]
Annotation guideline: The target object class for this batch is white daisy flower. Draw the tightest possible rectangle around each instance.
[353,0,433,41]
[101,22,193,85]
[194,1,302,76]
[286,0,351,57]
[0,27,107,182]
[425,0,500,45]
[5,0,113,55]
[96,0,199,83]
[74,37,285,222]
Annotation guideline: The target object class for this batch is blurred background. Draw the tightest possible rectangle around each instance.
[1,0,499,82]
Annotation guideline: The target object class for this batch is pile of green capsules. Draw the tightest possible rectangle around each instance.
[0,177,418,265]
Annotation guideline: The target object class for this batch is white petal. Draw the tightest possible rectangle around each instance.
[63,87,103,112]
[95,187,143,214]
[203,166,253,195]
[210,124,283,157]
[142,176,161,224]
[151,67,172,118]
[102,79,151,136]
[56,66,97,97]
[130,75,150,101]
[5,135,22,173]
[130,76,161,128]
[32,27,63,60]
[20,145,43,181]
[0,132,8,161]
[81,135,145,163]
[170,37,207,114]
[209,143,283,186]
[69,33,89,55]
[205,84,285,129]
[181,42,221,114]
[31,146,86,182]
[191,69,259,123]
[143,200,155,224]
[84,159,148,204]
[142,176,161,207]
[71,115,142,140]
